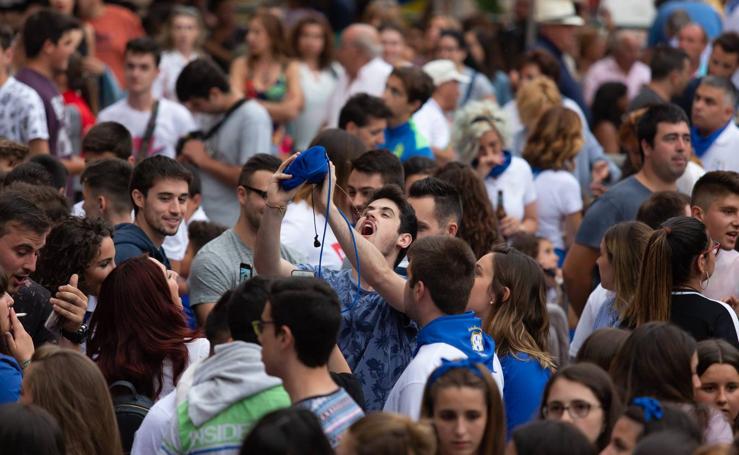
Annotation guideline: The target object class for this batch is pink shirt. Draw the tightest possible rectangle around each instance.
[583,56,651,106]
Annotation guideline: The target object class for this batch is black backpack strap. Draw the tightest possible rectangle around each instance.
[135,100,159,164]
[110,380,139,395]
[203,98,248,140]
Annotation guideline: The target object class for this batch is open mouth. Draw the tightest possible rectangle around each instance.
[360,220,376,236]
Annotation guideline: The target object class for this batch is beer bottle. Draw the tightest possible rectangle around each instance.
[496,190,507,221]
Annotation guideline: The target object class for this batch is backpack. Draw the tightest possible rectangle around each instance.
[110,381,154,454]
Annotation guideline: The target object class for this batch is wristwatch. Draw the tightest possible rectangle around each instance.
[61,323,89,344]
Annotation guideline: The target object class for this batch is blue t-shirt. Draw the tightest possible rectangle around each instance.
[500,352,551,437]
[298,265,417,411]
[381,119,433,162]
[0,354,22,404]
[294,388,364,448]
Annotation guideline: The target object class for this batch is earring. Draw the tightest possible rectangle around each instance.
[489,298,494,305]
[700,271,711,291]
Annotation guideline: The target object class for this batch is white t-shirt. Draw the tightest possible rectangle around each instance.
[704,249,739,303]
[412,98,450,150]
[158,338,210,399]
[163,206,209,262]
[325,57,391,128]
[569,285,612,358]
[484,156,537,222]
[0,76,49,144]
[383,342,504,420]
[152,50,198,102]
[97,98,198,159]
[287,62,339,151]
[281,199,345,269]
[534,170,583,251]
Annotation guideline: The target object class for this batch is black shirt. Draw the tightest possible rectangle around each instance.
[670,291,739,348]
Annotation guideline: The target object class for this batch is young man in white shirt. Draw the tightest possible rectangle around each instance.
[97,37,197,160]
[691,171,739,305]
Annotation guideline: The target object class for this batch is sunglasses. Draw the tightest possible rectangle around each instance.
[244,186,268,200]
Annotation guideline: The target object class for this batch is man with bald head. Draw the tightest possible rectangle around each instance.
[583,30,651,105]
[678,22,709,77]
[325,24,392,127]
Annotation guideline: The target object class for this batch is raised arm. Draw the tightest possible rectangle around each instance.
[254,154,302,277]
[321,164,407,313]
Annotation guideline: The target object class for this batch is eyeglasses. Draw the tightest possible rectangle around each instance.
[251,319,275,337]
[542,400,601,420]
[703,240,721,258]
[244,186,268,200]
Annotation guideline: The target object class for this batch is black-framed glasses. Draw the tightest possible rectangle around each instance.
[245,186,268,200]
[252,319,275,337]
[702,240,721,258]
[542,400,601,420]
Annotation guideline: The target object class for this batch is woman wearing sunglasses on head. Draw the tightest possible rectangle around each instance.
[623,216,739,347]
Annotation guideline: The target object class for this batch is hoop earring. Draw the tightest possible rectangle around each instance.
[700,271,710,291]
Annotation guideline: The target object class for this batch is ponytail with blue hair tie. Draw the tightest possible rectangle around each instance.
[632,397,664,422]
[427,358,486,386]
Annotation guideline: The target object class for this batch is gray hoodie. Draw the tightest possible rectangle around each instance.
[184,341,283,427]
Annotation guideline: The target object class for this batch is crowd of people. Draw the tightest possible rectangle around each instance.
[0,0,738,454]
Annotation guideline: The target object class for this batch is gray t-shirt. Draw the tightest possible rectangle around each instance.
[627,85,665,112]
[189,229,304,307]
[575,176,652,250]
[200,100,272,226]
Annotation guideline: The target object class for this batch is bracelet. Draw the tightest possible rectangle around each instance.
[20,359,30,370]
[265,201,287,215]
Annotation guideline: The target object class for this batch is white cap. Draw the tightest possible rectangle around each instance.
[535,0,584,26]
[422,59,470,87]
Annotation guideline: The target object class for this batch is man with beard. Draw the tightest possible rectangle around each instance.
[187,154,303,326]
[114,155,191,268]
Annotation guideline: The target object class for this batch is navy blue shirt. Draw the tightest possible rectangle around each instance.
[535,36,590,121]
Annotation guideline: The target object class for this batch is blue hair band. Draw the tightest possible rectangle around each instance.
[428,358,485,386]
[632,397,664,422]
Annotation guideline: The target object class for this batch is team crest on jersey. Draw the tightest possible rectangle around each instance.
[470,328,484,352]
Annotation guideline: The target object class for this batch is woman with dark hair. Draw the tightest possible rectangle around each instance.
[590,82,628,155]
[229,11,303,154]
[695,339,739,424]
[436,29,497,107]
[434,161,499,258]
[575,328,630,373]
[419,359,505,455]
[601,399,702,455]
[540,363,622,451]
[570,221,652,357]
[87,256,208,400]
[0,273,33,404]
[625,217,738,347]
[286,14,339,151]
[610,322,732,443]
[508,420,596,455]
[241,407,333,455]
[33,216,115,298]
[21,345,123,455]
[280,129,366,268]
[0,403,65,455]
[467,245,553,435]
[463,25,513,106]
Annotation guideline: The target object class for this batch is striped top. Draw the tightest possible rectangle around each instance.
[294,388,364,448]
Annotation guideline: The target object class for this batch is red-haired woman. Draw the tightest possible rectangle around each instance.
[87,256,209,400]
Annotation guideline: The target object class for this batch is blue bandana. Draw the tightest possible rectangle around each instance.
[416,311,497,373]
[691,121,730,158]
[487,151,513,179]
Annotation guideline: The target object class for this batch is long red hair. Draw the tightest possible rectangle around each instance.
[87,256,197,399]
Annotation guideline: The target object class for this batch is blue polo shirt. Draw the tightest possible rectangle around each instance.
[381,119,434,162]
